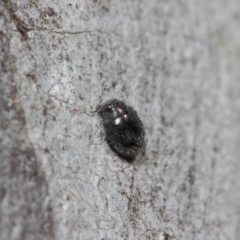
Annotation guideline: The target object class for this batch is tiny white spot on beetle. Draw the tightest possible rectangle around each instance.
[117,107,123,114]
[115,118,121,125]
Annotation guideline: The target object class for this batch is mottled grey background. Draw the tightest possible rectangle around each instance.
[1,0,240,239]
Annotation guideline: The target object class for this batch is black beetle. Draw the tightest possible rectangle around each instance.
[99,99,145,162]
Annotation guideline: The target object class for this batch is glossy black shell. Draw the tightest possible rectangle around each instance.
[99,99,145,161]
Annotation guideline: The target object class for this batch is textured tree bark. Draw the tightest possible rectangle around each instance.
[0,4,54,240]
[0,1,240,240]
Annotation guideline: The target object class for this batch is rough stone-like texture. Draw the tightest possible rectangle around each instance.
[0,5,53,240]
[1,0,240,239]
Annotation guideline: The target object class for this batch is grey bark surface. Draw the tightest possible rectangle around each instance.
[1,0,240,240]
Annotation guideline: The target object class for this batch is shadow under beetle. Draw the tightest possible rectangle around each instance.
[99,99,145,162]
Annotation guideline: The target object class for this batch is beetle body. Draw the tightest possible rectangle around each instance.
[99,99,145,161]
